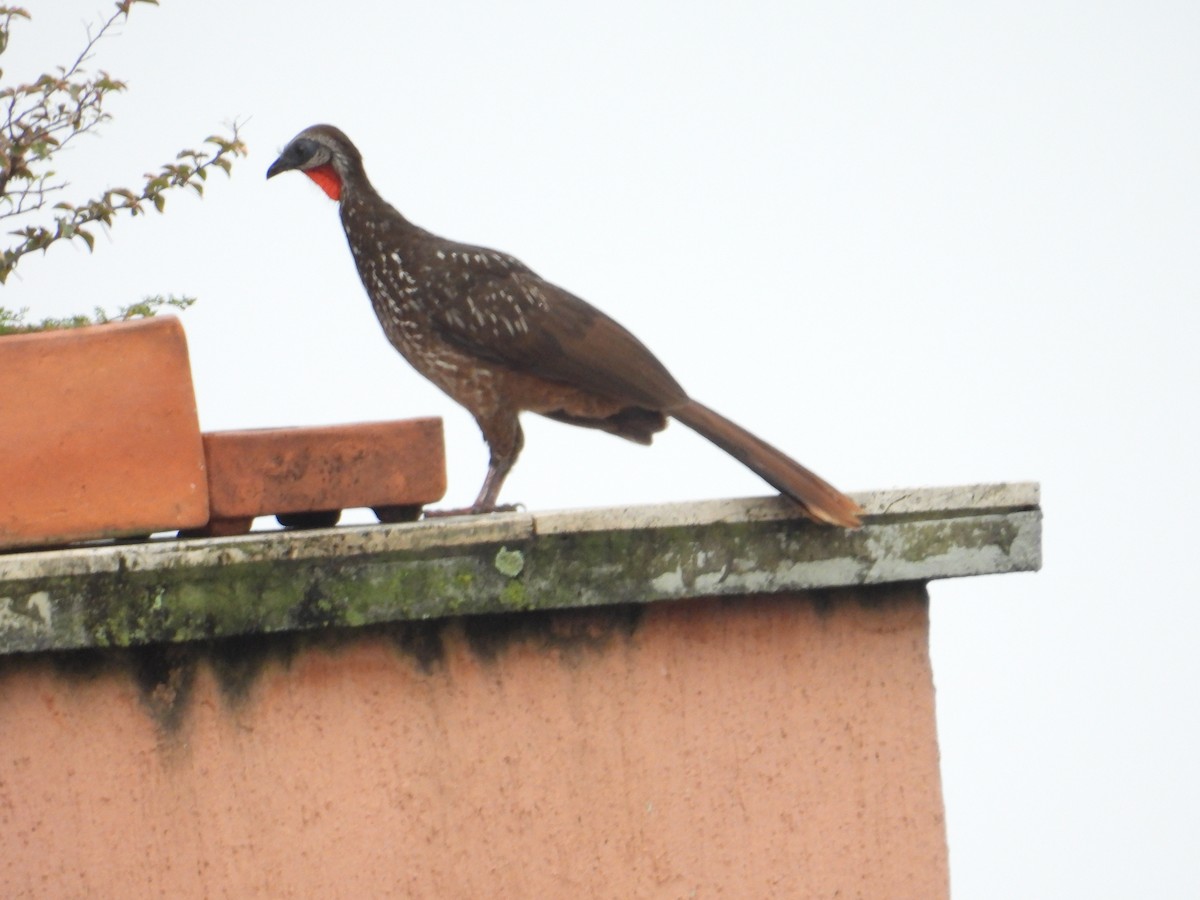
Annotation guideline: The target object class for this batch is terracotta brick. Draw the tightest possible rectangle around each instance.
[0,317,208,549]
[200,418,446,530]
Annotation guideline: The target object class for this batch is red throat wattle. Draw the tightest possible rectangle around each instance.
[304,163,342,201]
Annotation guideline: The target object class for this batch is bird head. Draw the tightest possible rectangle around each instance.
[266,124,363,202]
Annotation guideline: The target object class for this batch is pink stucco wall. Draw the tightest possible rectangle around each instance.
[0,585,946,897]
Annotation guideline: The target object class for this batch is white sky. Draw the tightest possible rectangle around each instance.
[5,2,1199,895]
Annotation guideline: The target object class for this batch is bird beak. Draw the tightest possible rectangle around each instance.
[265,155,292,180]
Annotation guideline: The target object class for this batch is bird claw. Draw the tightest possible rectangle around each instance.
[422,502,524,519]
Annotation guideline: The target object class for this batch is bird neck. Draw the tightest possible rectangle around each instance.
[338,179,423,241]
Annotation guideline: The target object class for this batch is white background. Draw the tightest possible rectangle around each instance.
[5,3,1198,895]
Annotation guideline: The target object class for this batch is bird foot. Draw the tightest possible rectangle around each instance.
[422,503,524,519]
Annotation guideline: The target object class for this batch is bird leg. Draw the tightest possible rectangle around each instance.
[423,414,524,518]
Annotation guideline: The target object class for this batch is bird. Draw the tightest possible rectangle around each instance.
[266,124,862,527]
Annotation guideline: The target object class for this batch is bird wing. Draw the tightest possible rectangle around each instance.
[425,250,688,410]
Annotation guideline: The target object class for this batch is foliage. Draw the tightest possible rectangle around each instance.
[0,293,193,334]
[0,0,246,310]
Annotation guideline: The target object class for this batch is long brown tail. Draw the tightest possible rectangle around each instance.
[672,400,862,528]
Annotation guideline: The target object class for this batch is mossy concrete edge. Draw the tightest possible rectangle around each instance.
[0,483,1041,654]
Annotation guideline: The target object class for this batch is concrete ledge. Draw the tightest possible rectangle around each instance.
[0,482,1040,654]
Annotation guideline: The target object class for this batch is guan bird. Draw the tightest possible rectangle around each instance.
[267,124,861,527]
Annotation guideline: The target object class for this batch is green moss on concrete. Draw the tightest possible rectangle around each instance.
[11,545,531,652]
[497,579,529,610]
[493,546,525,578]
[894,516,1020,562]
[0,496,1042,655]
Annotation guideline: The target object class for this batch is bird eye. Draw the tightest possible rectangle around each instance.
[292,139,319,161]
